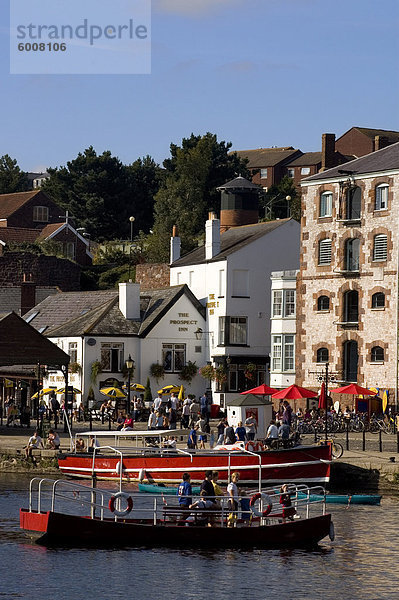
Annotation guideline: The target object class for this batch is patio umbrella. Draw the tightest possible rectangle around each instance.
[56,387,82,394]
[31,388,56,399]
[329,383,376,396]
[240,384,278,396]
[318,382,327,410]
[100,387,126,398]
[158,385,180,395]
[272,384,318,400]
[122,383,145,392]
[178,385,184,400]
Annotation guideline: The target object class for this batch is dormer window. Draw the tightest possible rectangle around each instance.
[33,206,49,222]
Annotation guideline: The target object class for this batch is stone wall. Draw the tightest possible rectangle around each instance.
[135,263,170,290]
[0,252,81,291]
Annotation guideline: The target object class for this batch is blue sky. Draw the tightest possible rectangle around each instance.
[1,0,398,171]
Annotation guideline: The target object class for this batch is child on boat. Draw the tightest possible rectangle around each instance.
[279,484,296,521]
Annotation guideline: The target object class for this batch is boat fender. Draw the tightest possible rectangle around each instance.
[109,492,133,517]
[329,521,335,541]
[249,492,272,517]
[115,461,123,476]
[138,468,146,482]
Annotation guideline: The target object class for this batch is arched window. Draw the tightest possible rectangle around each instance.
[317,348,329,363]
[317,295,330,311]
[372,292,385,308]
[371,346,384,362]
[320,192,332,217]
[375,184,388,211]
[346,186,361,220]
[344,238,360,271]
[343,290,358,323]
[318,239,332,265]
[373,234,387,261]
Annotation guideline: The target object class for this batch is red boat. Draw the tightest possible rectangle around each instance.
[20,478,334,548]
[59,431,332,485]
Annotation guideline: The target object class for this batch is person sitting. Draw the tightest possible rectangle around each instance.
[75,437,86,452]
[278,421,290,448]
[264,420,279,448]
[25,430,44,461]
[47,429,60,449]
[162,436,177,449]
[279,484,296,521]
[88,435,100,453]
[186,491,215,526]
[121,415,134,431]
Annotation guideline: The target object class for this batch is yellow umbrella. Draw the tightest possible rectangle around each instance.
[31,388,56,399]
[100,387,126,398]
[178,385,184,400]
[56,387,82,394]
[157,384,180,395]
[122,383,145,392]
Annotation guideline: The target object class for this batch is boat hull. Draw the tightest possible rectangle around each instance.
[58,445,331,484]
[20,509,332,549]
[298,492,381,505]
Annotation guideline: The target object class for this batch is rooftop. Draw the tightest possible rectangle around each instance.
[234,147,300,168]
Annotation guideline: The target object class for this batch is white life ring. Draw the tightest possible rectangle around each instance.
[249,492,273,517]
[109,492,133,517]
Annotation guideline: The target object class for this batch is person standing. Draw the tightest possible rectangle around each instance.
[282,401,293,429]
[177,472,192,512]
[187,425,198,449]
[200,470,216,506]
[235,421,246,442]
[148,408,157,430]
[200,392,208,421]
[181,397,191,429]
[245,413,257,441]
[227,472,240,527]
[224,422,236,445]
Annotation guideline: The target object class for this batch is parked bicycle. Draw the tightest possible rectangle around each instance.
[314,435,344,459]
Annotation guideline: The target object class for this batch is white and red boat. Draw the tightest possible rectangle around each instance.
[58,430,332,485]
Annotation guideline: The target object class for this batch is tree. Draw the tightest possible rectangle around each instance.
[41,148,162,241]
[261,175,301,222]
[0,155,29,194]
[147,133,250,261]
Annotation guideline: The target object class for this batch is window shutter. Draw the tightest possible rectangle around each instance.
[319,239,332,264]
[373,235,387,261]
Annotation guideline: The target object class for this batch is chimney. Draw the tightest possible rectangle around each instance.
[205,211,221,260]
[321,133,336,171]
[119,282,141,320]
[170,224,181,264]
[374,135,389,151]
[21,273,36,316]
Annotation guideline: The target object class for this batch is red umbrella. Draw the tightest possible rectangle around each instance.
[318,381,327,410]
[240,384,278,395]
[272,384,318,400]
[329,383,376,396]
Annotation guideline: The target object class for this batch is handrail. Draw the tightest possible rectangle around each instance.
[92,445,124,491]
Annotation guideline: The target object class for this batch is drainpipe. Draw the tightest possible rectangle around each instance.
[396,236,399,410]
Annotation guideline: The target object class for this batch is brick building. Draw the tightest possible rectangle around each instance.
[297,142,399,407]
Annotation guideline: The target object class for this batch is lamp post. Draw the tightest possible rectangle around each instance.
[126,355,134,415]
[129,216,135,243]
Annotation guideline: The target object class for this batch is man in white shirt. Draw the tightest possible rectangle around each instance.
[265,420,279,447]
[25,430,44,460]
[153,395,162,412]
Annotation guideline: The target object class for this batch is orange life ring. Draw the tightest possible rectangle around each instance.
[249,492,272,517]
[245,441,255,452]
[109,492,133,517]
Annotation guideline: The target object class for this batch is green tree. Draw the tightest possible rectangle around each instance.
[42,148,162,241]
[0,155,29,193]
[261,175,301,222]
[147,133,250,261]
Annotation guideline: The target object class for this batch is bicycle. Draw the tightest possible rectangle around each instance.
[315,435,344,459]
[369,415,394,435]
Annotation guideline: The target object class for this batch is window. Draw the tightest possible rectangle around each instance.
[318,239,332,265]
[62,242,75,260]
[320,192,332,217]
[317,295,330,311]
[260,168,268,179]
[228,363,238,391]
[189,271,194,287]
[232,269,249,296]
[100,342,123,372]
[272,290,283,317]
[218,269,225,297]
[344,238,360,271]
[343,290,358,323]
[68,342,78,364]
[176,272,182,284]
[371,346,384,362]
[301,167,310,175]
[33,206,49,222]
[345,186,361,220]
[343,340,358,382]
[218,316,248,345]
[372,292,385,308]
[373,234,387,261]
[284,290,296,317]
[375,184,388,210]
[287,168,295,178]
[162,343,185,372]
[317,347,329,363]
[271,335,295,372]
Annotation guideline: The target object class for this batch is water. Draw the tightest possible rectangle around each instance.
[1,474,398,600]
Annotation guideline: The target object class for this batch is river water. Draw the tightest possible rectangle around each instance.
[1,474,398,600]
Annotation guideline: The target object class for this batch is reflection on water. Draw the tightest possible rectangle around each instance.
[0,474,398,600]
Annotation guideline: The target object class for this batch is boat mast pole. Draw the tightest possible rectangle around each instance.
[325,362,329,442]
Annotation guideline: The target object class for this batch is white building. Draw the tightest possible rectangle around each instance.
[169,177,300,407]
[270,270,298,389]
[24,283,207,403]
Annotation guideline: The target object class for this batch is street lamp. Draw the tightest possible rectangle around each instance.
[125,355,134,414]
[129,216,135,243]
[194,327,214,343]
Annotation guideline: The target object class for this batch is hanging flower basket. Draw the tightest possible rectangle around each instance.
[199,364,216,381]
[244,362,257,380]
[179,361,198,383]
[150,363,165,383]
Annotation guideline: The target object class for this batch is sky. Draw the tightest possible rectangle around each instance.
[1,0,398,172]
